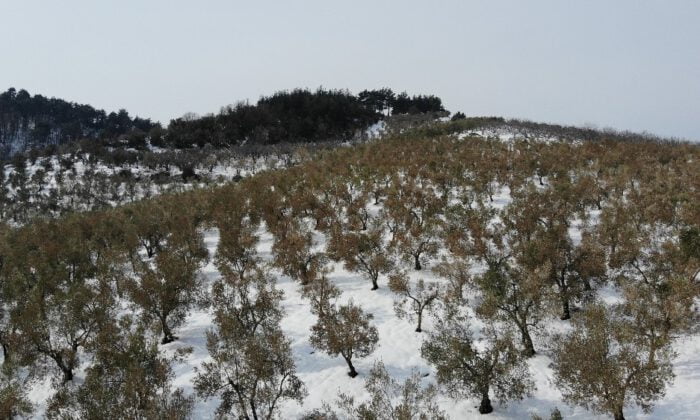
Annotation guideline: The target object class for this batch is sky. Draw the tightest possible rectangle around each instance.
[1,0,699,141]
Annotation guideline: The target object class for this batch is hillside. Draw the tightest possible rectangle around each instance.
[0,117,698,420]
[0,88,157,158]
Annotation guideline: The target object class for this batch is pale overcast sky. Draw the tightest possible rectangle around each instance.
[1,1,699,140]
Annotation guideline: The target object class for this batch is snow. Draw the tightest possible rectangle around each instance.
[365,121,386,139]
[457,127,564,145]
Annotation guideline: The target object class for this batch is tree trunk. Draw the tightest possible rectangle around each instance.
[560,297,571,321]
[416,310,423,333]
[300,265,311,286]
[583,278,592,291]
[344,356,358,378]
[478,392,493,414]
[371,276,379,291]
[53,354,74,384]
[414,254,422,270]
[613,407,625,420]
[62,368,74,383]
[249,398,259,420]
[520,326,535,357]
[161,317,176,344]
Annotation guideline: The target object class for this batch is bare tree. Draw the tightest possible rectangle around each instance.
[388,272,440,332]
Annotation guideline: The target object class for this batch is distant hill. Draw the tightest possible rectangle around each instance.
[162,88,446,148]
[0,87,448,157]
[0,88,157,157]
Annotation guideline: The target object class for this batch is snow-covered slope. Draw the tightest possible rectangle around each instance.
[16,128,700,419]
[23,187,700,419]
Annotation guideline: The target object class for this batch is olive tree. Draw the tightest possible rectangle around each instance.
[310,300,379,378]
[47,317,194,419]
[327,217,393,290]
[271,217,328,286]
[125,202,209,344]
[388,272,440,333]
[334,361,448,420]
[2,218,114,383]
[421,315,533,414]
[551,303,675,420]
[0,365,32,419]
[383,177,442,271]
[195,263,306,419]
[474,262,550,357]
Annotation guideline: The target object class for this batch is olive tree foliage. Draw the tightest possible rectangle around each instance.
[327,215,393,290]
[122,200,173,259]
[194,256,306,420]
[504,186,607,321]
[618,274,698,365]
[474,261,550,357]
[313,361,448,420]
[421,313,533,415]
[271,215,328,286]
[302,275,342,319]
[47,316,194,420]
[383,175,443,271]
[0,365,33,419]
[195,323,305,420]
[679,227,700,269]
[551,303,676,420]
[212,196,261,282]
[439,202,499,304]
[544,227,606,320]
[441,203,550,356]
[310,298,379,378]
[590,192,700,369]
[320,173,374,233]
[1,217,114,383]
[123,201,209,344]
[431,260,471,306]
[612,225,700,359]
[388,272,440,333]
